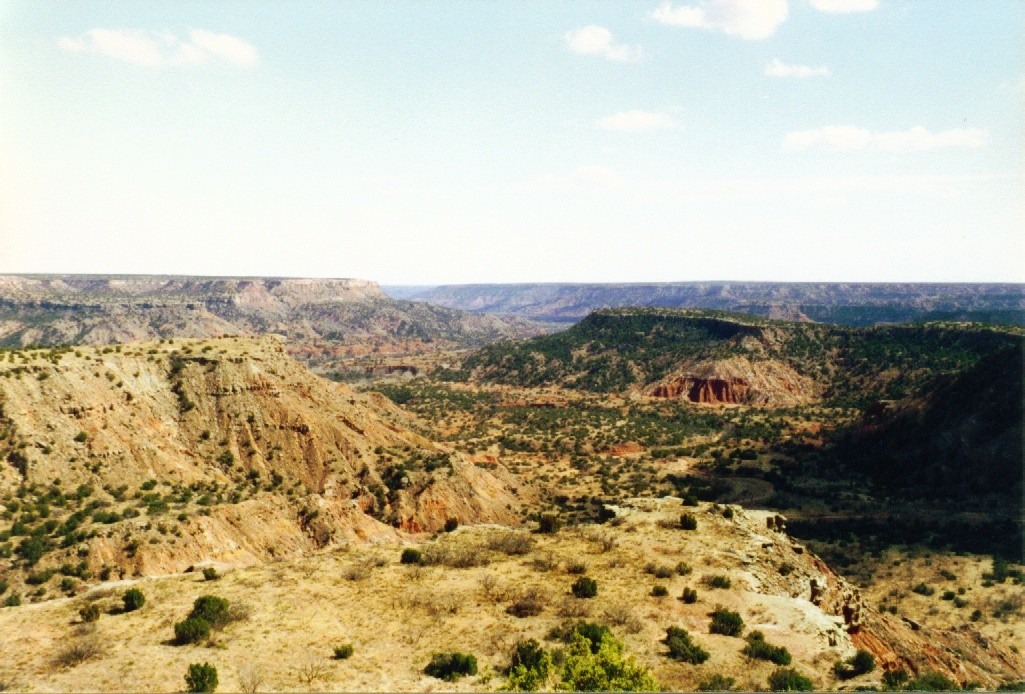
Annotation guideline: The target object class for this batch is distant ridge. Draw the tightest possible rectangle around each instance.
[404,281,1025,326]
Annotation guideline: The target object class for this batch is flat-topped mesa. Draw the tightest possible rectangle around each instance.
[0,275,387,305]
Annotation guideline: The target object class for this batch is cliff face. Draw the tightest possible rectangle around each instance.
[0,337,523,579]
[648,357,817,406]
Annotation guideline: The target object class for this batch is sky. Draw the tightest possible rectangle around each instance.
[0,1,1022,284]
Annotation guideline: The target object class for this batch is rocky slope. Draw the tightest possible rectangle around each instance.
[0,275,543,357]
[0,337,523,589]
[0,498,1020,692]
[403,281,1025,326]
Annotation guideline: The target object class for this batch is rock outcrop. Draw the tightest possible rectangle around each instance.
[648,356,817,406]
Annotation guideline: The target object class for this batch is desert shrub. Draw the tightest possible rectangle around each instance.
[603,605,643,634]
[525,623,658,691]
[421,543,489,569]
[996,681,1025,691]
[174,617,211,645]
[185,662,218,693]
[882,669,910,689]
[743,631,791,665]
[645,563,674,579]
[537,513,562,534]
[4,593,21,607]
[709,607,744,636]
[122,588,145,612]
[680,513,698,530]
[190,595,230,627]
[73,432,88,443]
[0,579,7,595]
[697,674,736,691]
[706,574,732,589]
[400,548,423,565]
[566,561,588,575]
[722,507,734,519]
[904,671,959,691]
[778,563,794,576]
[79,603,100,623]
[676,561,693,576]
[508,587,548,618]
[487,531,536,556]
[571,576,598,599]
[54,634,105,668]
[424,652,477,682]
[911,582,935,596]
[680,587,699,604]
[833,649,875,679]
[333,643,354,660]
[664,626,709,664]
[202,567,219,581]
[443,517,459,533]
[768,668,814,691]
[651,585,669,597]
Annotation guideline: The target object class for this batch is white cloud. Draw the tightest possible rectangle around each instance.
[650,0,788,40]
[596,110,679,132]
[57,28,259,68]
[809,0,878,13]
[783,125,988,153]
[764,58,829,78]
[563,26,644,63]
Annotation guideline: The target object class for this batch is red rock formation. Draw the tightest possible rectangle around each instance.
[648,356,817,406]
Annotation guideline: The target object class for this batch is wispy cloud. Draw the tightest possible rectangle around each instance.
[764,58,829,78]
[783,125,988,153]
[563,26,644,63]
[57,28,259,68]
[650,0,788,40]
[808,0,879,13]
[596,110,678,132]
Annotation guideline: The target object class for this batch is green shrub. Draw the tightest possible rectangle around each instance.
[680,513,698,530]
[743,631,791,665]
[697,675,736,691]
[73,432,88,443]
[123,588,145,612]
[651,585,669,597]
[722,507,734,519]
[537,513,562,534]
[904,671,959,691]
[707,574,731,589]
[911,582,935,596]
[664,626,709,664]
[709,607,744,636]
[333,643,354,660]
[4,593,21,607]
[443,518,459,533]
[202,567,219,581]
[882,669,909,689]
[675,561,693,576]
[184,662,218,693]
[768,668,814,691]
[833,649,875,679]
[680,587,698,604]
[174,617,211,645]
[400,548,423,565]
[79,603,100,622]
[424,652,477,682]
[0,579,7,595]
[571,576,598,599]
[189,595,229,627]
[519,624,658,691]
[941,590,955,600]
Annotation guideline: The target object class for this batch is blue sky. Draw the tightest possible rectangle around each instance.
[1,1,1021,283]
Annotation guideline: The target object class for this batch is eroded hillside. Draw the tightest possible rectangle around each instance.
[0,337,523,597]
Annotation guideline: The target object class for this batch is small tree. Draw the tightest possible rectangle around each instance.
[123,588,145,612]
[680,513,698,530]
[681,587,699,604]
[333,644,354,660]
[185,662,218,693]
[202,567,220,581]
[537,513,562,534]
[834,649,875,679]
[190,595,230,627]
[443,518,459,533]
[79,603,101,623]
